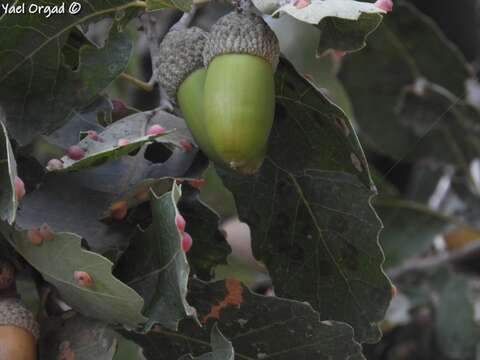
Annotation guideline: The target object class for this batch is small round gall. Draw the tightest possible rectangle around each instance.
[112,99,128,114]
[109,200,128,220]
[181,232,193,252]
[147,125,167,136]
[67,145,86,160]
[187,179,205,188]
[27,229,43,246]
[179,139,193,152]
[117,138,130,146]
[175,214,186,234]
[333,50,347,59]
[14,176,25,201]
[294,0,310,9]
[374,0,393,12]
[46,158,64,171]
[86,130,99,141]
[39,223,54,241]
[74,271,93,286]
[391,285,397,299]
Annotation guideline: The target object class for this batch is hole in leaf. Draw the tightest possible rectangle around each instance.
[144,143,172,163]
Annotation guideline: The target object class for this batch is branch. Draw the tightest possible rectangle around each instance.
[140,11,173,111]
[231,0,254,11]
[140,6,199,110]
[170,5,198,31]
[388,242,480,281]
[120,72,155,92]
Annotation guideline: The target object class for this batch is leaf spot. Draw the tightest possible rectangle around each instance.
[350,153,363,172]
[334,117,350,137]
[203,278,244,323]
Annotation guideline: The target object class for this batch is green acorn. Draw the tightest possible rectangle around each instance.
[158,27,220,162]
[203,11,280,174]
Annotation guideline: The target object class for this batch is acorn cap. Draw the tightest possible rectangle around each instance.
[203,11,280,70]
[0,298,39,340]
[158,27,208,99]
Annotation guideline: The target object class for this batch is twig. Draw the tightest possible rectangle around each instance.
[120,72,155,92]
[231,0,254,11]
[171,5,198,31]
[140,12,173,111]
[140,6,199,111]
[388,242,480,281]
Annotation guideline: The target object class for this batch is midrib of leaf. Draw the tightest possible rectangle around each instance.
[126,249,182,286]
[265,157,370,325]
[0,0,147,82]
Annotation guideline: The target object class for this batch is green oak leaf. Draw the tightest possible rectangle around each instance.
[254,0,385,55]
[114,182,196,331]
[218,59,392,343]
[59,131,174,172]
[146,0,192,12]
[0,115,19,224]
[0,4,138,145]
[0,224,146,327]
[125,279,365,359]
[179,324,234,360]
[339,1,471,161]
[54,110,194,172]
[315,14,383,56]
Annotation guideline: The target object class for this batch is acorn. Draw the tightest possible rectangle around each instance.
[0,298,39,360]
[202,11,280,174]
[158,27,220,162]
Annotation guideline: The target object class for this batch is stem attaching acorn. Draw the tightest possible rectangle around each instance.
[158,27,220,162]
[202,11,280,174]
[0,298,39,360]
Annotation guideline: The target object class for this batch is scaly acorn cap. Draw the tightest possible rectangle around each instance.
[158,27,208,99]
[0,298,39,340]
[203,11,280,70]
